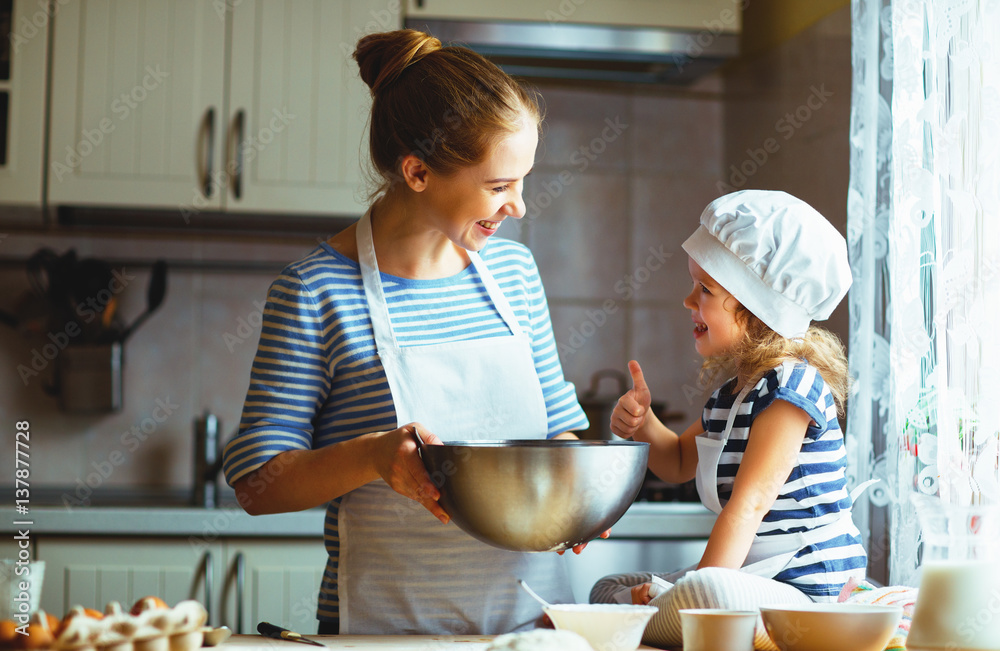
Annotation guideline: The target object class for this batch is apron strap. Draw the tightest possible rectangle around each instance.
[720,381,757,444]
[356,210,524,352]
[467,250,522,337]
[850,478,880,503]
[356,209,396,354]
[697,380,758,514]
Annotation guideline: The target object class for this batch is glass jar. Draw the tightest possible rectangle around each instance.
[907,494,1000,650]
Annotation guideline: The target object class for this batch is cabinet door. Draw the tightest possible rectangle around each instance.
[0,0,48,206]
[48,0,226,210]
[220,539,327,635]
[226,0,393,216]
[35,537,223,621]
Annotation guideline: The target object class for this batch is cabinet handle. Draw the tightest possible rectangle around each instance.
[229,109,245,201]
[198,108,216,198]
[203,551,214,627]
[234,551,246,634]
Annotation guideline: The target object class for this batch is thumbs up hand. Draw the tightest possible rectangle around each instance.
[610,360,653,439]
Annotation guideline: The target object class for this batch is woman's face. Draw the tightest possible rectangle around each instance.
[421,117,538,251]
[682,257,746,358]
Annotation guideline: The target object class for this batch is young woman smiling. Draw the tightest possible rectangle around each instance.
[221,29,588,636]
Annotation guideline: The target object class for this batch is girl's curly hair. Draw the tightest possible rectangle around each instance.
[699,303,850,416]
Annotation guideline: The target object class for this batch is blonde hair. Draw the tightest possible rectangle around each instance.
[700,305,850,416]
[352,29,543,199]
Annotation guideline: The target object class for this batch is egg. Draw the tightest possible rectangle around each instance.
[20,623,53,650]
[129,599,167,619]
[1,620,21,650]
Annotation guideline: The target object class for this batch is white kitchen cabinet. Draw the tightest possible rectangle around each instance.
[217,539,327,636]
[0,0,49,206]
[47,0,227,210]
[225,0,377,215]
[36,536,327,634]
[36,537,221,621]
[47,0,390,216]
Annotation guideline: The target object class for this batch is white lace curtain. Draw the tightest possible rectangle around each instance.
[848,0,1000,586]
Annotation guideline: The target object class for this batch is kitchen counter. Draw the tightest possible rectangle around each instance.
[217,634,664,650]
[0,502,715,539]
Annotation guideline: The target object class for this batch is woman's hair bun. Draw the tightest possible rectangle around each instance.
[353,29,442,95]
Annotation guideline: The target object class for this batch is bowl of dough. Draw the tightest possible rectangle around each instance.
[419,439,649,552]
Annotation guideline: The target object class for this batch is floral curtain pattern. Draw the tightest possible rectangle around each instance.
[848,0,1000,586]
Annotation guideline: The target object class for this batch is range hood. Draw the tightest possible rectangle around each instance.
[403,0,740,84]
[405,18,739,84]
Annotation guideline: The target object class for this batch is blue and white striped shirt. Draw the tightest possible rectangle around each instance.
[222,237,588,622]
[703,362,866,600]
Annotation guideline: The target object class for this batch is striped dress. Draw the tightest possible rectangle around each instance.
[705,361,867,600]
[221,237,588,626]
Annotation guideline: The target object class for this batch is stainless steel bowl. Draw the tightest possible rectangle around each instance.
[419,439,649,552]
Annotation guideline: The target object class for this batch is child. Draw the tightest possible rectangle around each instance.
[592,190,869,646]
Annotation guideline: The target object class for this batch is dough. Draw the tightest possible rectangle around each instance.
[486,628,593,651]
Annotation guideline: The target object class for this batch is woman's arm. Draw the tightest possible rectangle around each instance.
[610,360,702,484]
[233,423,450,523]
[696,399,810,569]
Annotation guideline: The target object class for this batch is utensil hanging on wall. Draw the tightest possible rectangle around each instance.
[119,259,168,341]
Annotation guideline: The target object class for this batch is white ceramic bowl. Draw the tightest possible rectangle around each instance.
[543,604,659,651]
[760,603,903,651]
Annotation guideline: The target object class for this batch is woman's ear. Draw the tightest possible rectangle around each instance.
[399,154,430,192]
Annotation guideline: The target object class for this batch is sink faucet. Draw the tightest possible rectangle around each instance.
[193,411,224,508]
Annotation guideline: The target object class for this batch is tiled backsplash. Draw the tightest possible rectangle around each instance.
[0,7,851,496]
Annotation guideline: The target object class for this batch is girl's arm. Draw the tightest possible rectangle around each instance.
[696,399,811,569]
[610,360,702,484]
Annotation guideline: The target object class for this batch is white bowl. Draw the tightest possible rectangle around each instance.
[760,603,903,651]
[543,604,658,651]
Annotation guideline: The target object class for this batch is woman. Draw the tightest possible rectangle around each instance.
[221,29,588,635]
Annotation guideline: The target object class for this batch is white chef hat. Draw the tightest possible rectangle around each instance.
[681,190,852,339]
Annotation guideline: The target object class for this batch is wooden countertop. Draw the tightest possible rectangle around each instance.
[218,634,665,649]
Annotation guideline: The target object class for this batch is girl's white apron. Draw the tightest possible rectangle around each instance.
[337,211,572,634]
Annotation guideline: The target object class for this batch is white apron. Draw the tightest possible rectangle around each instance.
[694,364,876,578]
[337,211,572,634]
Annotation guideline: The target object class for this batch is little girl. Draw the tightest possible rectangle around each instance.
[592,190,869,646]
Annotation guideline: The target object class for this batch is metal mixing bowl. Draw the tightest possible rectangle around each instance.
[419,439,649,552]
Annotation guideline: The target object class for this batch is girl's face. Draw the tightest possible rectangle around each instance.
[420,116,538,251]
[683,257,746,358]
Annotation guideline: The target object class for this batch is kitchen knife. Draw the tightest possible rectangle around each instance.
[256,622,324,647]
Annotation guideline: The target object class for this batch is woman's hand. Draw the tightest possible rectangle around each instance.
[371,422,450,524]
[610,360,652,439]
[558,529,611,556]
